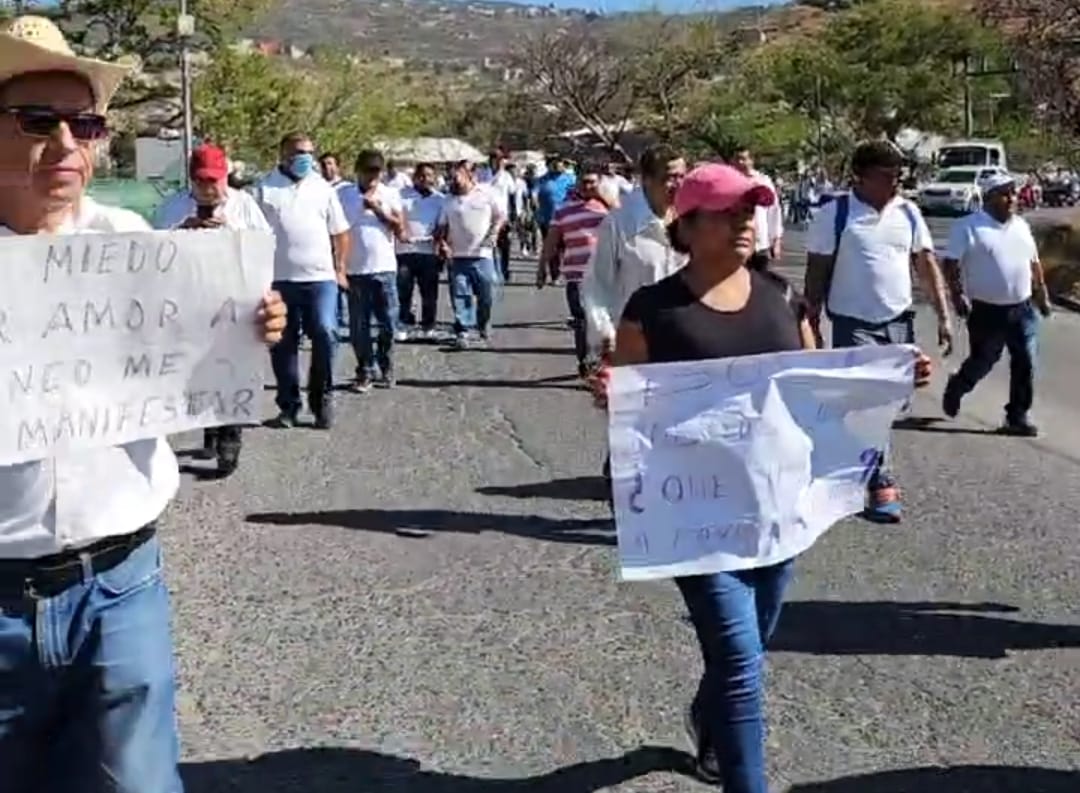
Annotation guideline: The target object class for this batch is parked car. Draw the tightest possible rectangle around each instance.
[918,167,1006,215]
[1042,177,1079,207]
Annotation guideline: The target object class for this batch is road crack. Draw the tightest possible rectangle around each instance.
[492,404,545,468]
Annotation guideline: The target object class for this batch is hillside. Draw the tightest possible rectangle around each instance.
[251,0,776,64]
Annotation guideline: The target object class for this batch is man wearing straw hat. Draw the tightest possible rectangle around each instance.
[0,16,285,791]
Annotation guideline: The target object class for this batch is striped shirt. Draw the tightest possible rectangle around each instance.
[553,198,609,282]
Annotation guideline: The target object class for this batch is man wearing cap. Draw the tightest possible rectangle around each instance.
[0,15,285,792]
[941,172,1051,436]
[153,143,274,475]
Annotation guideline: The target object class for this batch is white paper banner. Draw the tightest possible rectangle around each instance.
[0,229,274,464]
[608,345,916,581]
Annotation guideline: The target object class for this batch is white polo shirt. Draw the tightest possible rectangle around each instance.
[152,186,272,232]
[0,197,179,559]
[946,211,1037,305]
[254,169,350,283]
[439,186,504,259]
[341,182,402,276]
[809,193,933,323]
[398,186,445,255]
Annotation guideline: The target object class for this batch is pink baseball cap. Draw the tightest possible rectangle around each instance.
[673,163,775,219]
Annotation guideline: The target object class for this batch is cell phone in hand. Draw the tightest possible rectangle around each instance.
[196,204,215,220]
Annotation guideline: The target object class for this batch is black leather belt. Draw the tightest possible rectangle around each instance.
[0,524,156,599]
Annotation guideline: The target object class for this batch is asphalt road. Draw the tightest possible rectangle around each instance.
[166,227,1079,792]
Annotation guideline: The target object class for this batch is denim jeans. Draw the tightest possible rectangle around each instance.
[676,558,796,793]
[347,272,399,379]
[336,286,350,336]
[496,226,512,281]
[565,280,588,364]
[449,257,496,336]
[830,311,915,492]
[953,299,1039,423]
[0,535,182,793]
[397,253,441,330]
[270,279,338,417]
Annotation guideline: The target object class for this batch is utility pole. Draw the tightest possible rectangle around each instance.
[815,75,825,167]
[177,1,195,187]
[956,53,1017,137]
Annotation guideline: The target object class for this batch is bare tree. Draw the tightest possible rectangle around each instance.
[515,23,642,162]
[979,0,1080,134]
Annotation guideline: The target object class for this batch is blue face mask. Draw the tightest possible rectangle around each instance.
[288,153,315,179]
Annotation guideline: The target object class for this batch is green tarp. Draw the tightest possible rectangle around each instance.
[85,178,179,222]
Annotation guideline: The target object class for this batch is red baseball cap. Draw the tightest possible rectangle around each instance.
[190,143,229,181]
[674,163,774,219]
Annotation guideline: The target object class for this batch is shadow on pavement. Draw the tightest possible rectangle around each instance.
[478,476,609,501]
[181,745,691,792]
[455,346,575,356]
[396,376,582,391]
[247,509,615,546]
[893,416,999,436]
[771,601,1080,659]
[788,765,1080,792]
[492,320,567,330]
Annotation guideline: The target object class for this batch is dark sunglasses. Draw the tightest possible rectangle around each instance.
[3,107,109,141]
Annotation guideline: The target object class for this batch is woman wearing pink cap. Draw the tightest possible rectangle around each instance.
[612,164,932,791]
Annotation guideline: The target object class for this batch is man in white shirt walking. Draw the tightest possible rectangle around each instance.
[436,160,505,350]
[255,132,351,429]
[153,142,273,476]
[583,144,688,357]
[729,145,783,271]
[478,147,517,281]
[320,152,355,337]
[0,17,285,792]
[942,172,1051,436]
[342,149,406,391]
[397,162,445,339]
[383,159,411,192]
[804,139,954,523]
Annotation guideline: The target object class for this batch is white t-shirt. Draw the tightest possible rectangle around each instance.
[946,211,1037,305]
[599,174,632,207]
[152,186,272,232]
[383,172,411,192]
[254,169,350,283]
[750,170,783,253]
[479,169,516,214]
[0,197,179,559]
[341,182,402,276]
[808,193,933,323]
[439,186,504,259]
[398,186,445,255]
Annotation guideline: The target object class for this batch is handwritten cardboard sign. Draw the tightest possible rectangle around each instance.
[0,229,274,465]
[608,345,916,581]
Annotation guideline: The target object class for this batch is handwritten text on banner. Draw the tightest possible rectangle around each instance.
[608,345,916,581]
[0,229,274,465]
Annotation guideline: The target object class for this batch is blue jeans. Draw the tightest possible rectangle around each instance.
[270,279,338,416]
[952,300,1039,424]
[347,273,399,379]
[336,286,350,335]
[830,311,915,492]
[449,257,496,336]
[397,253,441,330]
[677,559,796,793]
[0,534,182,793]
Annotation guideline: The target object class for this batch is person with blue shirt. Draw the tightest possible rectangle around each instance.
[534,157,577,253]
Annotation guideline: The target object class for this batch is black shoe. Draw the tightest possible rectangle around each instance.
[999,419,1038,437]
[350,375,373,394]
[376,372,396,389]
[683,704,721,784]
[942,375,962,418]
[313,401,334,430]
[216,435,241,476]
[267,411,297,429]
[577,360,590,379]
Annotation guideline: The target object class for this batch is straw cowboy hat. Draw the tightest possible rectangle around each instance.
[0,16,133,113]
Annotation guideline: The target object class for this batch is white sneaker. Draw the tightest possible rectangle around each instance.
[393,330,408,343]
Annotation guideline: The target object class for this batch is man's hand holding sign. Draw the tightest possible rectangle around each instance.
[0,229,281,464]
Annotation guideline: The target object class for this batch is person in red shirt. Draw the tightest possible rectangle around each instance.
[537,166,611,377]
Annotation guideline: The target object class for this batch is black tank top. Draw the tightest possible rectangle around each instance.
[622,269,804,363]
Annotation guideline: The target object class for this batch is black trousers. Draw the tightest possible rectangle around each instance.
[496,226,512,281]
